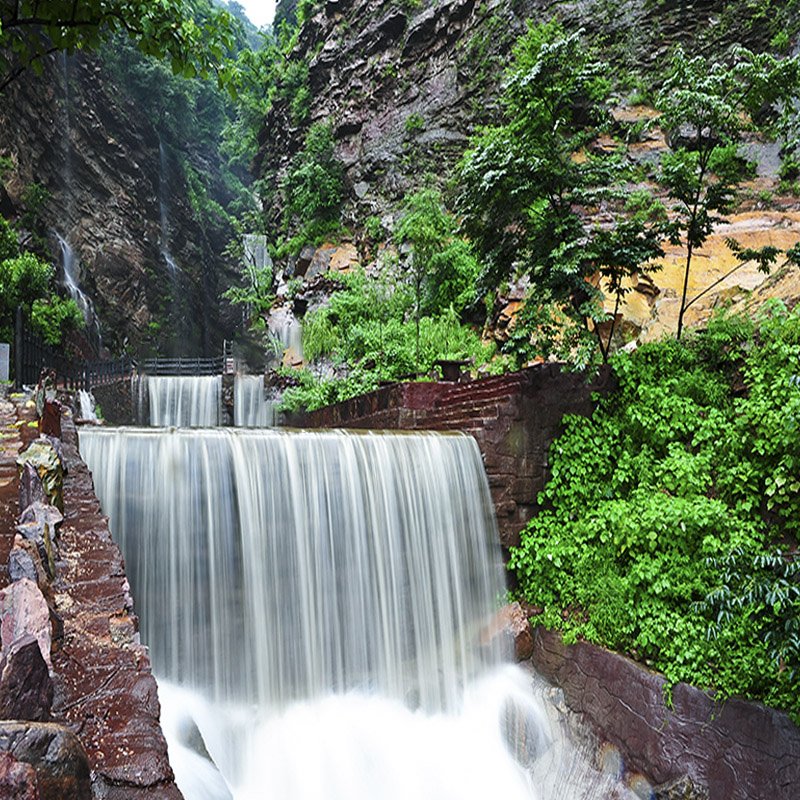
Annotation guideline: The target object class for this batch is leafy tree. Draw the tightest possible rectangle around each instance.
[396,189,481,371]
[281,122,343,243]
[655,45,800,339]
[456,21,664,365]
[0,0,238,94]
[31,295,85,345]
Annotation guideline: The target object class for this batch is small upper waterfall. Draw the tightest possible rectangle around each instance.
[134,375,222,427]
[234,375,275,427]
[158,138,179,274]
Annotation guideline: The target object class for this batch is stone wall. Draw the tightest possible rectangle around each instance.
[531,626,800,800]
[301,363,614,550]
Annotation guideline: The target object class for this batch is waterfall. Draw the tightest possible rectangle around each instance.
[234,375,275,427]
[79,426,635,800]
[158,138,179,274]
[134,375,222,426]
[76,389,98,422]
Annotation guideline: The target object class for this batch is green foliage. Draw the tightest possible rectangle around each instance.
[0,216,19,262]
[280,268,498,412]
[404,112,425,136]
[0,251,53,341]
[0,0,238,94]
[281,122,343,241]
[31,296,85,345]
[509,305,800,720]
[655,45,800,338]
[456,21,664,366]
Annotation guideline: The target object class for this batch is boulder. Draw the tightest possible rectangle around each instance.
[0,751,39,800]
[16,441,63,512]
[0,723,91,800]
[482,602,534,661]
[0,634,53,721]
[8,548,38,585]
[38,401,61,439]
[18,464,46,514]
[15,503,62,580]
[0,579,52,669]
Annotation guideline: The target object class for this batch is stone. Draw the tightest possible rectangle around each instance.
[0,579,52,669]
[38,401,61,439]
[18,464,46,513]
[654,775,709,800]
[16,441,63,511]
[481,602,534,661]
[8,548,38,584]
[0,751,39,800]
[0,722,91,800]
[16,503,62,579]
[0,634,53,722]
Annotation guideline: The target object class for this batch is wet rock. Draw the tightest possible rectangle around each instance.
[38,401,61,439]
[0,750,39,800]
[0,579,52,669]
[16,503,62,579]
[18,464,46,513]
[16,441,63,512]
[8,548,38,584]
[654,775,709,800]
[0,722,91,800]
[0,634,53,722]
[488,602,534,661]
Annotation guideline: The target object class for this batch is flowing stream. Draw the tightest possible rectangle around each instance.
[79,426,632,800]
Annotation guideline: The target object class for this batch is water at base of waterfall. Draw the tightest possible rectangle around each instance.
[160,666,637,800]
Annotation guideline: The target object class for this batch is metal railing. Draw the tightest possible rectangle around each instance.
[137,356,229,376]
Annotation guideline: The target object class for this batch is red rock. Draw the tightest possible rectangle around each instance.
[0,722,91,800]
[0,750,39,800]
[482,602,534,661]
[0,634,53,721]
[0,579,52,669]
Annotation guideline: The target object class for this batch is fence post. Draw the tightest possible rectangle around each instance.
[14,306,23,390]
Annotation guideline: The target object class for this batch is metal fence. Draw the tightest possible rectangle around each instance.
[16,320,134,391]
[137,356,229,376]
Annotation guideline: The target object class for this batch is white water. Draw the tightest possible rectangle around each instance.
[76,389,98,422]
[134,375,222,426]
[79,427,634,800]
[234,375,275,427]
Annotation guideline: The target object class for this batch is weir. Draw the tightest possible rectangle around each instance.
[134,374,222,426]
[78,425,628,800]
[233,374,275,427]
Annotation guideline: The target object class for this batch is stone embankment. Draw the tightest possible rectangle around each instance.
[0,386,179,799]
[300,362,614,551]
[495,604,800,800]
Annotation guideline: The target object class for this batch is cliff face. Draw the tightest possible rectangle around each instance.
[0,52,238,358]
[257,0,781,233]
[258,0,800,346]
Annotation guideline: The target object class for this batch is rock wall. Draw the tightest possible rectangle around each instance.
[0,53,238,358]
[300,363,614,550]
[531,626,800,800]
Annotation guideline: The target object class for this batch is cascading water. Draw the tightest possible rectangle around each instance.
[56,233,102,346]
[234,375,275,427]
[158,138,179,274]
[76,389,98,422]
[134,375,222,427]
[79,426,636,800]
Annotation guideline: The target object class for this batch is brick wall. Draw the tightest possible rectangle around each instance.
[302,364,614,551]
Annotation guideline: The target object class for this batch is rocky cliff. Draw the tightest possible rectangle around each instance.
[258,0,800,349]
[0,52,240,358]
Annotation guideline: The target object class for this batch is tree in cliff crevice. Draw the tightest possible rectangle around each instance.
[655,45,800,340]
[456,21,665,368]
[0,0,237,93]
[279,122,344,254]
